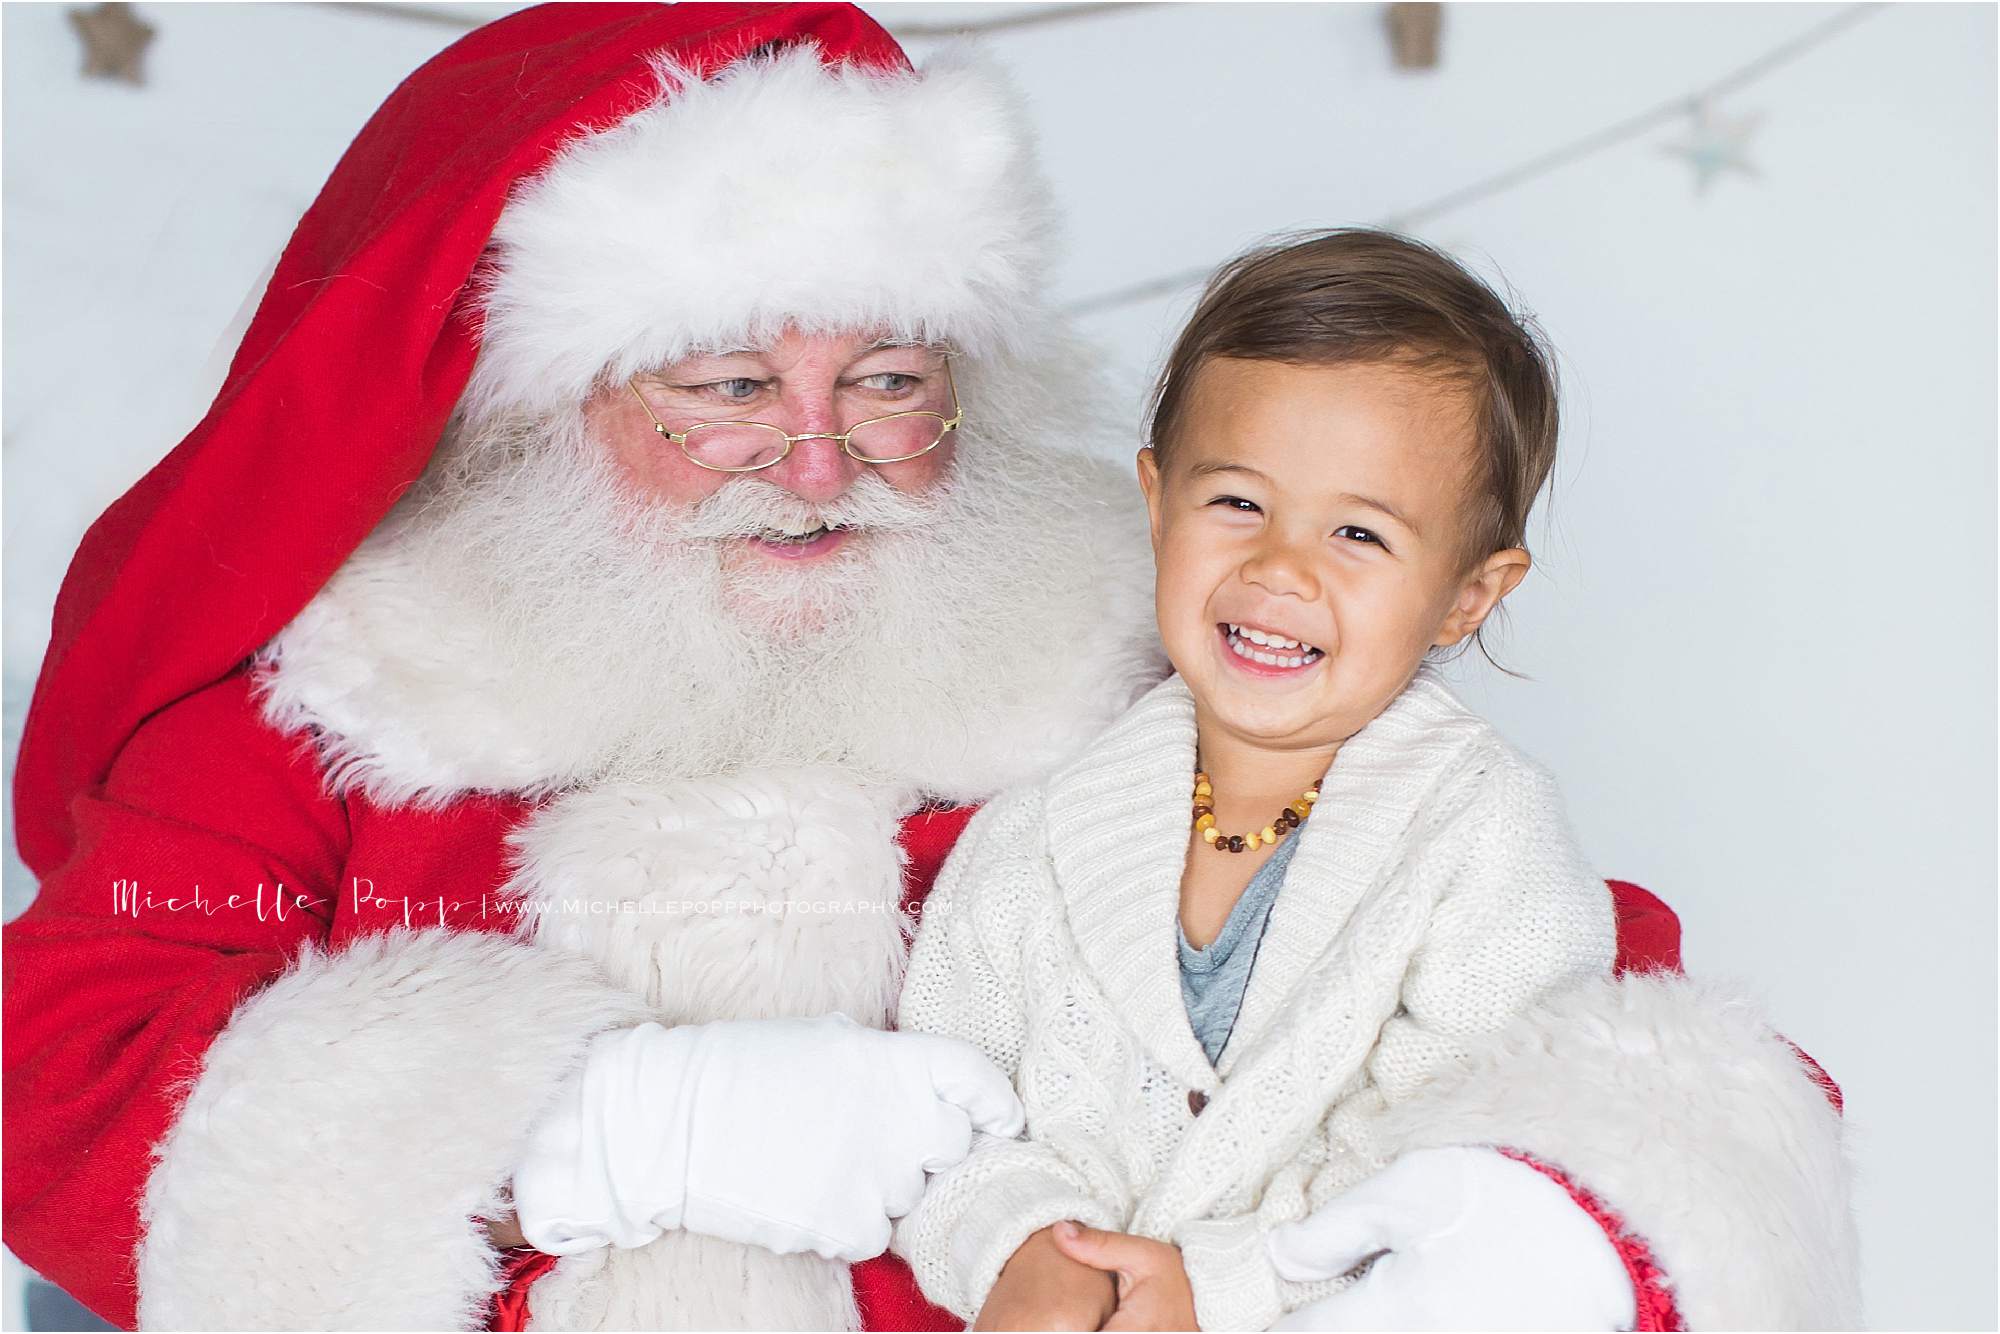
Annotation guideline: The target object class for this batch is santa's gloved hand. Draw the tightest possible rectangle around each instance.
[511,1013,1024,1261]
[1267,1146,1635,1332]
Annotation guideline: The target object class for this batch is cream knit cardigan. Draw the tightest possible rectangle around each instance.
[892,668,1618,1330]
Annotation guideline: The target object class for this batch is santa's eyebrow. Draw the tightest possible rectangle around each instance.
[862,336,954,354]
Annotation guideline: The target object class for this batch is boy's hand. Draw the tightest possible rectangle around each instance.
[974,1225,1119,1331]
[1050,1220,1198,1331]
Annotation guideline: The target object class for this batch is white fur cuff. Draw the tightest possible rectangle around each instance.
[1375,972,1862,1328]
[136,928,648,1330]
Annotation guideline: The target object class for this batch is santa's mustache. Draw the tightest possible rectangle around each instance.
[656,471,951,543]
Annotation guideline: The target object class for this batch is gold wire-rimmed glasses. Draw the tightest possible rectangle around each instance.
[626,359,963,473]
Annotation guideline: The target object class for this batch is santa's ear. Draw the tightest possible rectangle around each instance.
[1434,547,1530,648]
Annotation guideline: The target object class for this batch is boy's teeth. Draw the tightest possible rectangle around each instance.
[1226,623,1323,667]
[1227,624,1315,653]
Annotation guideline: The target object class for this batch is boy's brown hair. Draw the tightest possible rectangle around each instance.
[1147,228,1561,571]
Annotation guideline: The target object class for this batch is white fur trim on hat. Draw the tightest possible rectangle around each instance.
[466,45,1056,420]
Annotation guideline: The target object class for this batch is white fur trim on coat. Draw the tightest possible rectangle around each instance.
[1374,971,1862,1329]
[502,767,915,1027]
[136,929,647,1331]
[500,768,913,1330]
[466,46,1056,421]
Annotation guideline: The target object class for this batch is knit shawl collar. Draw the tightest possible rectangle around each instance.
[1041,666,1491,1097]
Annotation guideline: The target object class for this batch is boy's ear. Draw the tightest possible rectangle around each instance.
[1136,447,1165,551]
[1434,548,1531,648]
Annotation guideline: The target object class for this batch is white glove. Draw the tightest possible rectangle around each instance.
[511,1013,1024,1262]
[1267,1146,1636,1331]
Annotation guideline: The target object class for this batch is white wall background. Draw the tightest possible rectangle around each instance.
[3,3,1993,1328]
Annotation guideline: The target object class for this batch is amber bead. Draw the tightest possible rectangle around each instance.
[1227,834,1245,853]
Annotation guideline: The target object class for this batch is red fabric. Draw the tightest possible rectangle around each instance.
[490,1250,561,1331]
[1606,879,1681,975]
[10,1,909,883]
[851,1253,964,1334]
[1497,1149,1685,1333]
[1783,1037,1845,1116]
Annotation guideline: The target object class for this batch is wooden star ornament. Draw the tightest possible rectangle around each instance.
[69,3,155,86]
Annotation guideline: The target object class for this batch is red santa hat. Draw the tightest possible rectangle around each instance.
[13,2,1055,875]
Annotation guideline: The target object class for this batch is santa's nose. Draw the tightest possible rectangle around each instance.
[760,398,863,505]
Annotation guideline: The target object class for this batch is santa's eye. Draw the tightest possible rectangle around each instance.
[702,378,764,401]
[855,372,920,394]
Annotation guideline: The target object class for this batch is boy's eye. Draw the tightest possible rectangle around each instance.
[1334,525,1385,547]
[1208,495,1261,513]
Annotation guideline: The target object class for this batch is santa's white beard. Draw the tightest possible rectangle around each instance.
[373,404,1087,792]
[261,355,1162,809]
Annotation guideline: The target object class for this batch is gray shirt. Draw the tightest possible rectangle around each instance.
[1178,833,1301,1065]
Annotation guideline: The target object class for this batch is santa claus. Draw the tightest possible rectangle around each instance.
[4,4,1857,1332]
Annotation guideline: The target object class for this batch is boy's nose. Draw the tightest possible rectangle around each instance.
[1240,537,1322,602]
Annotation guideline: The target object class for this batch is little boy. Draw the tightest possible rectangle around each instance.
[892,230,1617,1330]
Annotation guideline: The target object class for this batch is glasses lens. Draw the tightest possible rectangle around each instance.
[681,422,791,471]
[846,414,949,464]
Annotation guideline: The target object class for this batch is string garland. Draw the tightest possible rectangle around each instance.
[91,0,1890,321]
[1061,3,1886,318]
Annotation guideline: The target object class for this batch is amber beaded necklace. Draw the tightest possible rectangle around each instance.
[1192,769,1319,854]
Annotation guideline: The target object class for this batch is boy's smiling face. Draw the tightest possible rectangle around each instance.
[1139,356,1530,753]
